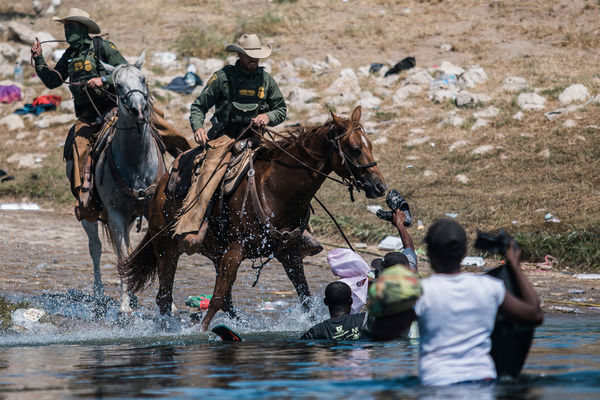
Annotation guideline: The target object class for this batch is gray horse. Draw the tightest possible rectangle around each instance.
[78,52,166,313]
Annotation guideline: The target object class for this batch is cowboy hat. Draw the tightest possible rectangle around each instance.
[53,8,101,35]
[225,34,272,59]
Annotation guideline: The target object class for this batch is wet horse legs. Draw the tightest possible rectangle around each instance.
[278,252,311,311]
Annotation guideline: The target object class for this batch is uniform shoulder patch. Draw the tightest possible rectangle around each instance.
[207,73,218,86]
[104,41,118,51]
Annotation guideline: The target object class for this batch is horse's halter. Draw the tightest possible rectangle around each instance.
[328,123,377,201]
[114,68,150,124]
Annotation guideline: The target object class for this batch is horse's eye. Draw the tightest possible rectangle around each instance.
[115,83,122,90]
[351,146,361,155]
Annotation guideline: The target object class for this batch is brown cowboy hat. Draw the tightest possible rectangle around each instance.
[53,8,101,35]
[225,34,272,59]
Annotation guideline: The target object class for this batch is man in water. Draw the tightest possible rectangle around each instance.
[301,281,368,340]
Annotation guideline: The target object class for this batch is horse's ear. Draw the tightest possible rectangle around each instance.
[133,51,146,69]
[100,61,116,74]
[351,106,362,123]
[330,109,344,127]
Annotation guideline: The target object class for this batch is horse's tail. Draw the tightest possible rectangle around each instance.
[122,231,157,293]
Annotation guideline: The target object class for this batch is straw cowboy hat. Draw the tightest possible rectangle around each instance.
[226,34,272,59]
[52,8,101,35]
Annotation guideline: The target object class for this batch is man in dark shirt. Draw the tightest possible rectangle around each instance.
[301,281,368,340]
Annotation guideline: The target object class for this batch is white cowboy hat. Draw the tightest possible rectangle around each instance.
[53,8,101,35]
[225,34,272,59]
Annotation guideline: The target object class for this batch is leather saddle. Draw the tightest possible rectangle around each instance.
[167,139,257,198]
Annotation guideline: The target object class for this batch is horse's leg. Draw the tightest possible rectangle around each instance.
[81,220,103,297]
[277,252,311,311]
[107,213,135,313]
[156,240,181,316]
[201,241,244,331]
[210,256,237,319]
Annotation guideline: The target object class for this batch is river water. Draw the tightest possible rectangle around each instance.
[1,308,599,399]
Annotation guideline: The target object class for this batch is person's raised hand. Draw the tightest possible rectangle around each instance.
[392,210,406,229]
[505,240,521,269]
[194,128,208,146]
[31,37,42,58]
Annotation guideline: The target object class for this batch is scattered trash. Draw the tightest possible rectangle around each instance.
[536,255,557,270]
[574,274,600,280]
[185,294,212,309]
[429,73,458,90]
[406,164,414,168]
[415,248,426,256]
[445,213,458,218]
[384,56,416,77]
[354,242,367,249]
[366,205,382,214]
[0,169,14,183]
[164,72,203,94]
[512,220,518,225]
[544,213,561,223]
[461,256,486,267]
[152,51,177,68]
[13,61,23,83]
[417,219,424,230]
[0,203,40,211]
[378,235,404,250]
[0,85,22,104]
[568,289,586,294]
[369,63,384,74]
[259,300,289,311]
[569,297,590,303]
[15,95,62,115]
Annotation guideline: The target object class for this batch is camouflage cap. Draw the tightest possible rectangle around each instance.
[367,264,422,318]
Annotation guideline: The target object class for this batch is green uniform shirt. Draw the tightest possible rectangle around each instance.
[34,36,127,118]
[190,60,287,135]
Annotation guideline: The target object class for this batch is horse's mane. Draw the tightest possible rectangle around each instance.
[259,117,353,159]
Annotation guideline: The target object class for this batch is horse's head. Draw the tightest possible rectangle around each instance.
[328,106,387,198]
[101,52,150,125]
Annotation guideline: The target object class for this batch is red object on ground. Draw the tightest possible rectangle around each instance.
[32,95,62,107]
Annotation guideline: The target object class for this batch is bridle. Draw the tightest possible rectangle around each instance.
[327,123,377,202]
[114,67,150,125]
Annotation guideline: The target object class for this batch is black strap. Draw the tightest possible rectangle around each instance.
[92,36,106,64]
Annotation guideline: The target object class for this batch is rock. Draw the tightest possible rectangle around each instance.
[455,174,469,183]
[6,153,47,168]
[429,89,456,103]
[33,114,72,128]
[455,91,474,107]
[311,61,330,74]
[471,118,489,131]
[0,42,17,61]
[540,148,551,158]
[410,128,425,135]
[558,84,589,105]
[325,75,361,96]
[437,61,465,76]
[513,111,524,120]
[340,68,358,80]
[472,93,492,104]
[357,91,382,109]
[326,54,341,68]
[461,66,488,88]
[439,115,465,127]
[151,51,178,69]
[357,65,371,77]
[373,87,392,98]
[393,84,422,103]
[440,44,453,51]
[474,106,500,119]
[518,92,546,111]
[324,93,358,107]
[0,114,24,131]
[372,136,388,145]
[423,169,435,177]
[471,145,495,155]
[563,119,576,128]
[7,21,35,44]
[449,140,468,151]
[502,76,528,92]
[288,87,318,103]
[11,308,56,334]
[404,136,431,146]
[403,68,433,86]
[545,104,584,121]
[293,57,312,70]
[60,99,75,113]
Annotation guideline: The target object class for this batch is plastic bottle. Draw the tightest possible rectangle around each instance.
[13,62,23,83]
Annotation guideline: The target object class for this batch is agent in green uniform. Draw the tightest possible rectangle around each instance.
[180,34,321,257]
[189,33,286,145]
[31,8,190,221]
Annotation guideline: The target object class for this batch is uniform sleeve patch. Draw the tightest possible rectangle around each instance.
[108,42,117,50]
[207,73,218,86]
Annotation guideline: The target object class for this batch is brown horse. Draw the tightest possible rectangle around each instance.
[123,106,386,330]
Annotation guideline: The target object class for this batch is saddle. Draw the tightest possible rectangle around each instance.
[167,139,257,198]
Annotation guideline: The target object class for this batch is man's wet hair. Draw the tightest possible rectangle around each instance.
[324,281,352,308]
[425,219,467,273]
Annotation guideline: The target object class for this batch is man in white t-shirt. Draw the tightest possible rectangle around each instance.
[415,219,543,386]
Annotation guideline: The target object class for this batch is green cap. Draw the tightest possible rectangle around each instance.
[367,265,422,317]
